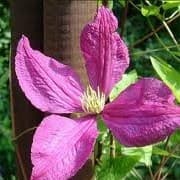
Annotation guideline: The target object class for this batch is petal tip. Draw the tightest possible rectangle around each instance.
[17,34,31,53]
[95,5,118,32]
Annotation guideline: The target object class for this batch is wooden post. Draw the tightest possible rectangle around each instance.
[44,1,96,179]
[10,0,97,179]
[10,1,43,179]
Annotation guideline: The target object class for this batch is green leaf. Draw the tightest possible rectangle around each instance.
[97,118,109,142]
[162,1,180,10]
[141,5,160,17]
[153,147,180,159]
[118,0,125,7]
[170,130,180,144]
[96,155,140,180]
[0,68,9,88]
[110,70,138,101]
[121,145,152,166]
[98,119,107,133]
[108,0,113,9]
[150,56,180,102]
[171,51,180,57]
[98,0,113,9]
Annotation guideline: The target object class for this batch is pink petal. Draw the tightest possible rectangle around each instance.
[31,115,98,180]
[80,6,129,96]
[15,35,84,114]
[103,78,180,147]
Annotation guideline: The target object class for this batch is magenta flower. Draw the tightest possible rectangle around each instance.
[15,6,180,180]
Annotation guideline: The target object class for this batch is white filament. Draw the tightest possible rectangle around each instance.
[81,85,105,114]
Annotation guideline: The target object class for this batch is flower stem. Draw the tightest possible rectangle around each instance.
[102,0,109,6]
[132,169,143,180]
[109,131,116,159]
[132,44,178,56]
[147,18,180,62]
[152,137,180,180]
[153,137,170,179]
[95,141,103,165]
[154,148,178,180]
[16,144,28,180]
[161,159,177,180]
[12,127,37,180]
[12,126,37,142]
[120,0,129,36]
[132,13,180,47]
[148,166,154,180]
[162,20,179,50]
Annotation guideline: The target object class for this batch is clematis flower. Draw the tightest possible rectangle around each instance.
[15,6,180,180]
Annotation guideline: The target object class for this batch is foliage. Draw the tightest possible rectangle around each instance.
[121,145,153,166]
[0,0,15,179]
[151,56,180,102]
[96,155,140,180]
[110,70,138,101]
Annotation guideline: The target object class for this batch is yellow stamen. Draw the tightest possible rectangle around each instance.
[81,85,105,114]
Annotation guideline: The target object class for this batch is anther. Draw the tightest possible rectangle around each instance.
[81,85,105,114]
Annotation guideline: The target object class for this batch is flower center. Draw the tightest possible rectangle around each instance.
[81,85,105,114]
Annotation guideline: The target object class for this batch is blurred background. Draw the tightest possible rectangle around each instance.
[0,0,179,179]
[0,0,15,179]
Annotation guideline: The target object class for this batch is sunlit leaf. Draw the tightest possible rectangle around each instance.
[141,5,160,17]
[150,56,180,102]
[162,1,180,10]
[153,147,180,159]
[118,0,125,7]
[96,155,140,180]
[171,51,180,57]
[170,130,180,144]
[98,0,113,9]
[121,146,152,166]
[110,70,138,101]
